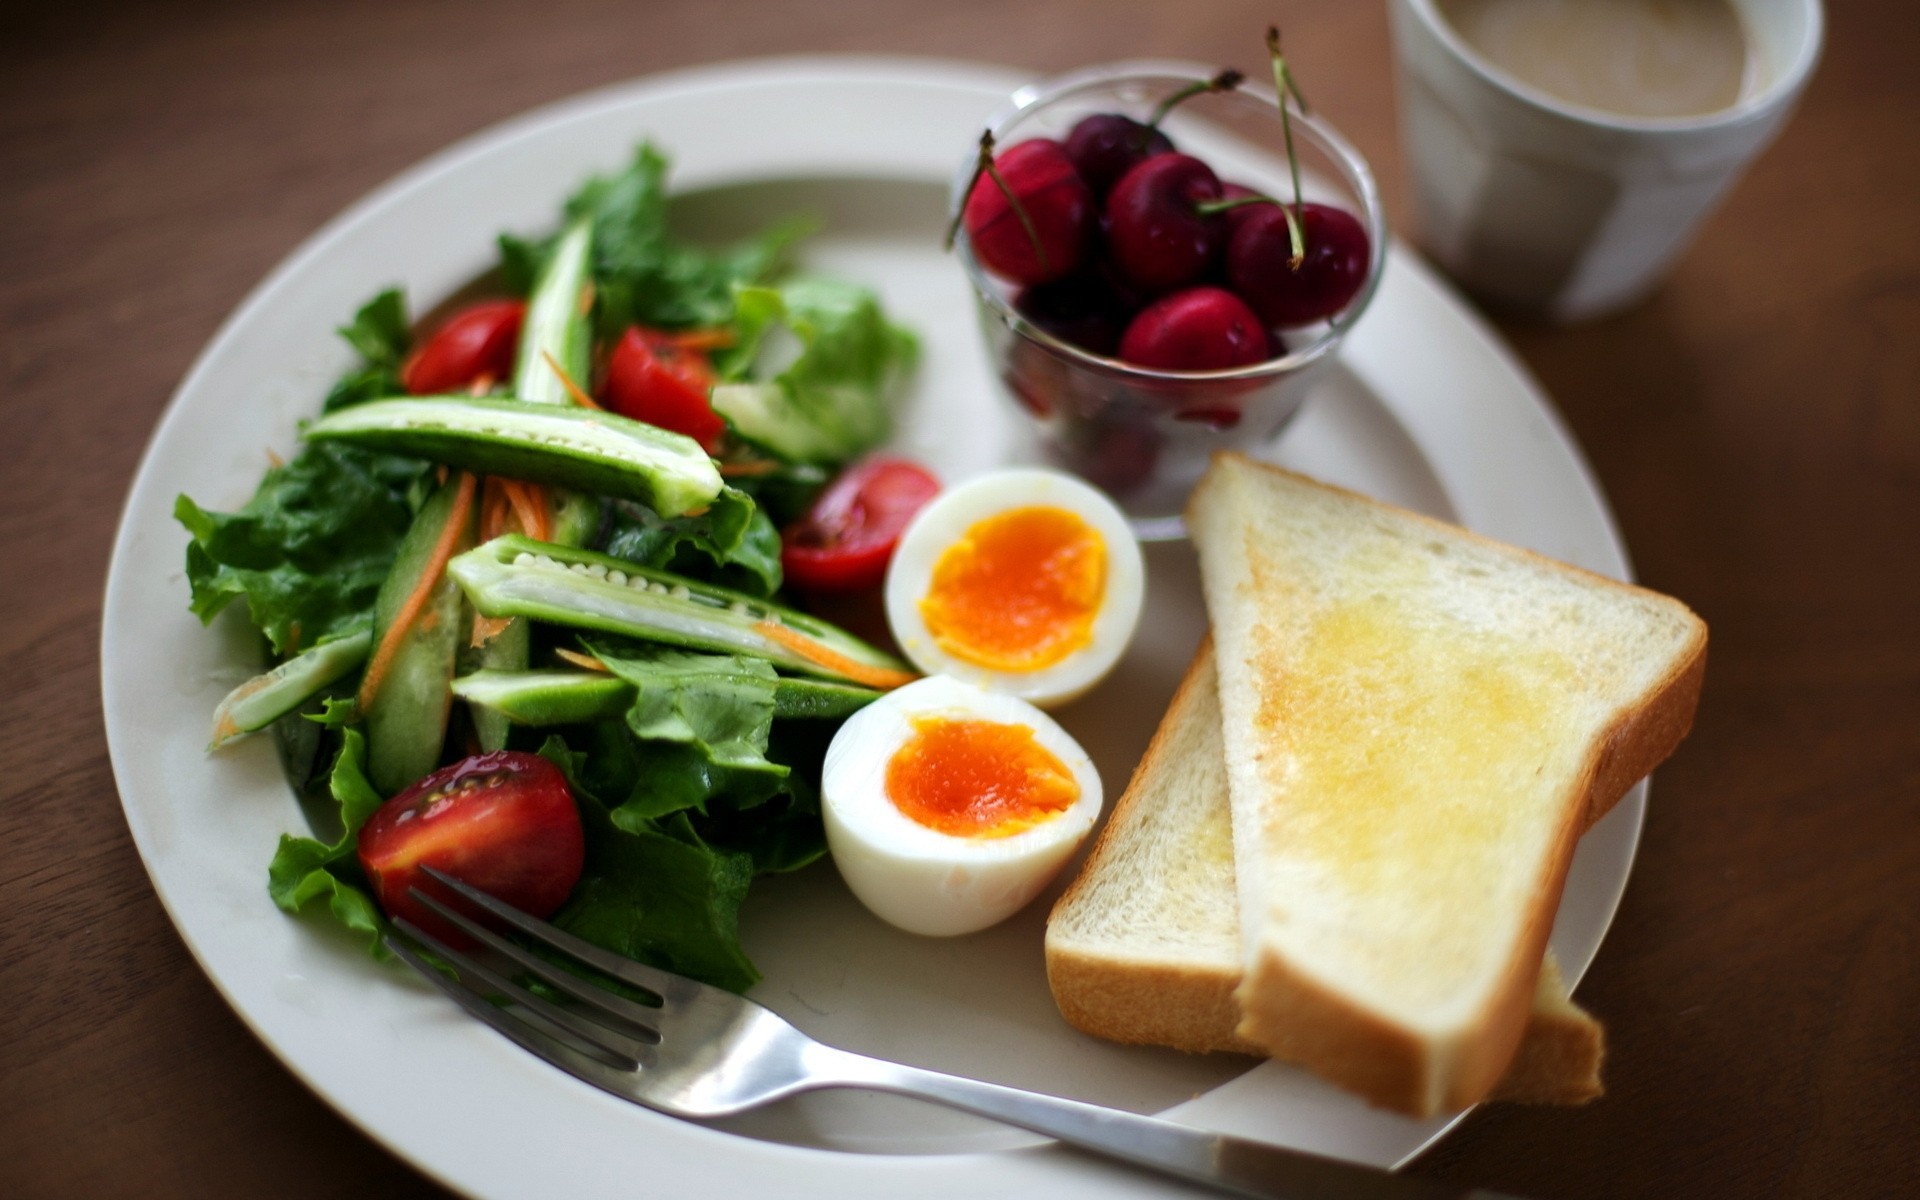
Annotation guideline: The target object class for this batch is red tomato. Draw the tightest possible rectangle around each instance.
[601,327,727,451]
[401,300,526,395]
[781,457,941,592]
[356,751,583,947]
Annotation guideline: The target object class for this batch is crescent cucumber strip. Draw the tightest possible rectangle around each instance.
[451,667,881,726]
[208,627,372,750]
[474,218,598,751]
[303,398,723,518]
[446,534,910,684]
[513,218,594,407]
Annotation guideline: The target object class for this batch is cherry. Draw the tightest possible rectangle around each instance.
[1214,182,1271,243]
[1105,154,1225,293]
[1227,202,1371,326]
[1064,114,1174,198]
[959,137,1094,286]
[1014,274,1133,357]
[1118,286,1269,370]
[1063,70,1243,197]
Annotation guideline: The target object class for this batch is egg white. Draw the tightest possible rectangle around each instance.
[821,675,1103,937]
[883,468,1145,708]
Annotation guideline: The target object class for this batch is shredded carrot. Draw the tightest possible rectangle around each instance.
[542,350,604,411]
[358,472,478,711]
[719,458,780,478]
[265,447,286,469]
[554,647,612,673]
[753,621,918,690]
[666,327,735,353]
[466,372,497,397]
[577,281,596,320]
[470,612,513,648]
[479,478,509,541]
[499,478,551,542]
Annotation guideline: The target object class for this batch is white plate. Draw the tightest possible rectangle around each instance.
[102,56,1644,1199]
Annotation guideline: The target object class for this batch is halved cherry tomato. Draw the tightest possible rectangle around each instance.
[601,327,726,451]
[781,457,941,593]
[356,751,582,947]
[401,300,526,395]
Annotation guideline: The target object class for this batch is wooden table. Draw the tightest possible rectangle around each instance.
[4,1,1915,1196]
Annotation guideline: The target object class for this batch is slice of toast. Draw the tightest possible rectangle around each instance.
[1187,456,1704,1115]
[1046,646,1604,1105]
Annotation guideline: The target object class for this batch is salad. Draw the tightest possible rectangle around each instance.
[178,144,921,991]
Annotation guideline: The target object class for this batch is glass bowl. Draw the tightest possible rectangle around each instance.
[951,61,1387,540]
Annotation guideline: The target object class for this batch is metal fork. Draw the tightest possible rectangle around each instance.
[388,867,1522,1200]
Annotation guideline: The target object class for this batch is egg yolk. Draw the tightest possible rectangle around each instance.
[884,716,1080,838]
[918,506,1106,672]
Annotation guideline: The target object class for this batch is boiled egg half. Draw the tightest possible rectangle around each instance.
[821,674,1102,936]
[884,468,1144,708]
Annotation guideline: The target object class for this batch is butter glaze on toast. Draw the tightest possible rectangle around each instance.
[1046,646,1604,1105]
[1186,456,1704,1115]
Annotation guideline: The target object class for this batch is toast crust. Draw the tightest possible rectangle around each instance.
[1189,455,1705,1116]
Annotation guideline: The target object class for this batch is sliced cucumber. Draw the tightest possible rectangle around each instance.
[452,665,880,728]
[208,626,372,750]
[513,218,594,407]
[452,668,631,726]
[446,534,910,684]
[364,477,475,794]
[304,398,723,518]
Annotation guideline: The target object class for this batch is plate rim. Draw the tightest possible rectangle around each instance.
[100,53,1643,1198]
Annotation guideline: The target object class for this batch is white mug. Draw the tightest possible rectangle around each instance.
[1389,0,1824,321]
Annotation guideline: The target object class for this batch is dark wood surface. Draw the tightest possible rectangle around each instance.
[4,1,1916,1196]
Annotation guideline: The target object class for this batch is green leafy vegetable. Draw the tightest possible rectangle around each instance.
[709,279,918,464]
[600,491,783,596]
[177,442,430,656]
[538,736,759,992]
[323,289,411,412]
[500,143,805,337]
[266,730,387,953]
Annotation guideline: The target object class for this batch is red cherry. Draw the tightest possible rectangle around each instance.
[1227,202,1371,327]
[1013,274,1134,357]
[1105,154,1225,293]
[1118,286,1269,371]
[1064,113,1175,198]
[962,139,1094,285]
[1214,182,1270,243]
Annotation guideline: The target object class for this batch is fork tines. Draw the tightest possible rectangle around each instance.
[385,869,680,1074]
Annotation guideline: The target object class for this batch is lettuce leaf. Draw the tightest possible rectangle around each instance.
[177,442,430,656]
[537,735,759,991]
[500,143,804,337]
[322,289,410,412]
[598,487,782,597]
[266,730,386,954]
[709,279,918,465]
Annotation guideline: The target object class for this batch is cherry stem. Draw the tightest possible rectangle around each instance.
[943,129,1051,274]
[1195,192,1307,269]
[1147,67,1245,129]
[1265,27,1310,269]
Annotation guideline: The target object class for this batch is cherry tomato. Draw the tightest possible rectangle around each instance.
[401,300,526,395]
[356,751,583,947]
[781,457,941,592]
[601,327,727,451]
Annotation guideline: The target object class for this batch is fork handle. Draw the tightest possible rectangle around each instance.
[820,1049,1522,1200]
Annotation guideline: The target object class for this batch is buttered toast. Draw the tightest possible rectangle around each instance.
[1188,456,1704,1115]
[1045,646,1604,1104]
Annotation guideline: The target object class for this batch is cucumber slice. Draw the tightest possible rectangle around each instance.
[452,669,631,726]
[446,534,909,684]
[451,666,880,727]
[513,218,594,407]
[304,398,723,518]
[363,478,475,794]
[208,627,372,750]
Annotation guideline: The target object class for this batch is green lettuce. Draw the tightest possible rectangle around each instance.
[709,278,918,465]
[500,143,804,337]
[322,289,410,412]
[599,488,782,597]
[177,442,429,656]
[266,730,386,953]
